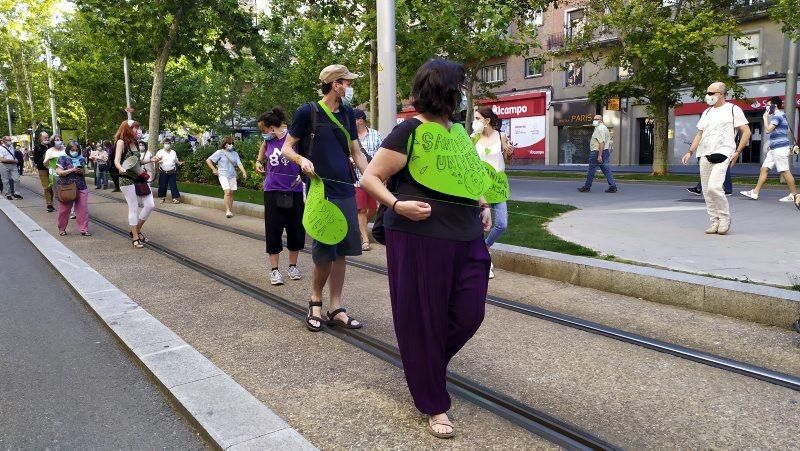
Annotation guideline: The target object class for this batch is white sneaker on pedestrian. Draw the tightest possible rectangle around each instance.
[489,262,495,279]
[287,265,302,280]
[270,269,284,285]
[717,221,731,235]
[70,213,77,219]
[740,189,758,200]
[705,222,719,234]
[778,193,796,202]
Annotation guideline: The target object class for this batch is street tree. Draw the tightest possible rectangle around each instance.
[564,0,743,175]
[75,0,265,151]
[770,0,800,41]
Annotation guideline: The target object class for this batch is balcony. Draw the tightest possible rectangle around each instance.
[546,28,618,52]
[729,0,775,19]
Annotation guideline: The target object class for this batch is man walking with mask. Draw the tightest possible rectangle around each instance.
[33,132,54,211]
[0,136,22,200]
[681,82,750,235]
[280,64,369,332]
[578,114,617,193]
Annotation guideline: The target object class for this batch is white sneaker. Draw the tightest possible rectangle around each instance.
[287,265,302,280]
[705,223,719,234]
[740,189,758,200]
[717,221,731,235]
[270,269,284,285]
[778,193,796,202]
[489,262,495,279]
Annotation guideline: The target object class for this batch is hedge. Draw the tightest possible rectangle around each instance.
[174,137,265,191]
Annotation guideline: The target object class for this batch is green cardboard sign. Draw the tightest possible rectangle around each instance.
[482,162,510,204]
[408,122,490,200]
[302,175,348,245]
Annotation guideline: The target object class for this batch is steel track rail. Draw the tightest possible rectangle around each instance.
[82,212,616,451]
[84,188,800,393]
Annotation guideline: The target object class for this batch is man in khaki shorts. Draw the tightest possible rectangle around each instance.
[740,96,797,203]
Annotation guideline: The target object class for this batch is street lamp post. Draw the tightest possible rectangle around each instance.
[124,56,133,121]
[45,42,58,135]
[785,40,798,133]
[1,80,12,135]
[376,0,397,138]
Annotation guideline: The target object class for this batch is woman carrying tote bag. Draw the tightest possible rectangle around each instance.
[55,141,91,236]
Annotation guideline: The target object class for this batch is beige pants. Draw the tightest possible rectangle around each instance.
[699,156,730,226]
[38,169,53,206]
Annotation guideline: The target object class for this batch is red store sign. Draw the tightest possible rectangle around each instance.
[675,95,800,116]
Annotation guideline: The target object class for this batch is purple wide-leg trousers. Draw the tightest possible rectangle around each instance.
[385,228,490,414]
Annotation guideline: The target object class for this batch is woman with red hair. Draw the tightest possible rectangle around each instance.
[113,120,155,248]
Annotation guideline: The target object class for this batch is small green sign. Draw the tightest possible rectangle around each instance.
[482,162,510,204]
[302,175,348,245]
[408,122,490,200]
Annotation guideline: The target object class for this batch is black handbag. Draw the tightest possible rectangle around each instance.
[373,130,415,245]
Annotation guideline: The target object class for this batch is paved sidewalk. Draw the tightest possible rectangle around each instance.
[0,213,205,449]
[510,177,800,287]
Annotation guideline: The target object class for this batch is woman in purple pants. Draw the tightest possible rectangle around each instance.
[362,59,492,439]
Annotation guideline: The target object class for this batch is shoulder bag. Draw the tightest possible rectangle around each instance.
[57,181,77,203]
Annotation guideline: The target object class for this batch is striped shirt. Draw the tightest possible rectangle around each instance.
[354,128,382,184]
[769,112,791,150]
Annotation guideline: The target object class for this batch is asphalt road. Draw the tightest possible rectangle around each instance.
[0,212,206,449]
[509,176,800,286]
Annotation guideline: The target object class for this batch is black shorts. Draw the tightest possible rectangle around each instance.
[264,190,306,255]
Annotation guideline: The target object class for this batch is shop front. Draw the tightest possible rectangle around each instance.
[477,92,547,162]
[552,101,596,165]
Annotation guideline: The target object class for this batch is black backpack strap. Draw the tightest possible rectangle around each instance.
[305,101,319,159]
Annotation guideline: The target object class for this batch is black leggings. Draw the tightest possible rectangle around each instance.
[264,191,305,255]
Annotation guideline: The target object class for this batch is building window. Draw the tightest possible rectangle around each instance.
[731,31,760,66]
[527,9,544,27]
[565,8,585,41]
[565,62,583,87]
[482,63,506,83]
[524,57,544,78]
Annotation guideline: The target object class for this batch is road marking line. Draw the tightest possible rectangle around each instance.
[605,206,708,213]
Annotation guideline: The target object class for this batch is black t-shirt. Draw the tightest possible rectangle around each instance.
[289,102,358,199]
[33,143,48,170]
[381,119,482,242]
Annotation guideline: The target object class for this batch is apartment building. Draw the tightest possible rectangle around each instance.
[478,0,795,167]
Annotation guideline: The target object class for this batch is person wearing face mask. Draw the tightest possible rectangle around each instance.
[44,135,67,189]
[155,137,182,203]
[138,141,154,181]
[206,136,247,218]
[578,115,617,193]
[33,132,54,211]
[472,106,514,279]
[739,96,798,203]
[280,64,369,333]
[681,82,750,235]
[90,142,109,189]
[0,136,22,200]
[55,142,91,236]
[113,120,155,249]
[256,107,305,285]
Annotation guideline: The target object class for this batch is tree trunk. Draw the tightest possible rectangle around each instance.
[369,37,378,127]
[651,101,670,176]
[147,8,183,152]
[464,70,477,131]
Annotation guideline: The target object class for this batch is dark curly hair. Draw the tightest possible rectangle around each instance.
[258,107,287,128]
[411,59,465,120]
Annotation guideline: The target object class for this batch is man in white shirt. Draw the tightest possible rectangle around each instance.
[0,136,22,200]
[681,82,751,235]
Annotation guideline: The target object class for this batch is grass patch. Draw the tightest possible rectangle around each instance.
[505,170,778,186]
[497,201,597,257]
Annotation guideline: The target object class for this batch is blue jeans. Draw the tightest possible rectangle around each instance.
[694,165,732,194]
[485,201,508,247]
[583,150,616,189]
[157,170,180,199]
[95,164,108,188]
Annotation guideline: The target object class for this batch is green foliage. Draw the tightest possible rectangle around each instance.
[770,0,800,41]
[176,137,264,190]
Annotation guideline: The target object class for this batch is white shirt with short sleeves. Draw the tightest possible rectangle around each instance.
[696,102,748,158]
[156,149,179,172]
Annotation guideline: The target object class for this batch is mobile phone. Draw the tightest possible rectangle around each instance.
[769,104,776,115]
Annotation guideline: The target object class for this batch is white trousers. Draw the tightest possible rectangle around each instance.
[699,157,730,225]
[121,184,155,226]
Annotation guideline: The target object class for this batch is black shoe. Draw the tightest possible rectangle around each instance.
[577,186,590,192]
[725,192,732,197]
[794,319,800,334]
[112,189,121,192]
[605,187,618,193]
[5,195,12,200]
[46,205,55,212]
[12,194,22,199]
[686,187,702,196]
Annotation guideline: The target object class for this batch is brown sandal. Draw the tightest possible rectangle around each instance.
[306,301,324,332]
[132,239,144,249]
[427,416,455,439]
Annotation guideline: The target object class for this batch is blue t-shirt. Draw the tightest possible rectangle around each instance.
[209,149,242,178]
[289,102,357,199]
[769,112,791,150]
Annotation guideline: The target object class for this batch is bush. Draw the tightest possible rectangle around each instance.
[177,137,264,191]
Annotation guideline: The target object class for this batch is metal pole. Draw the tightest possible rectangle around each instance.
[45,43,58,135]
[376,0,397,138]
[785,40,798,132]
[124,56,133,121]
[5,100,12,136]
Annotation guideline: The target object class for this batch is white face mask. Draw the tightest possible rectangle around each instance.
[136,129,143,139]
[225,144,233,150]
[54,140,63,148]
[472,120,485,134]
[342,86,354,105]
[592,120,600,127]
[164,143,171,149]
[705,94,718,106]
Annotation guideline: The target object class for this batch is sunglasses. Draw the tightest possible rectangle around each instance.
[706,91,721,96]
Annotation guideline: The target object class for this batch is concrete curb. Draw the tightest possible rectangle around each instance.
[0,198,316,451]
[490,243,800,330]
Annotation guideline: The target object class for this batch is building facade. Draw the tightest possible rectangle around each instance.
[478,0,795,167]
